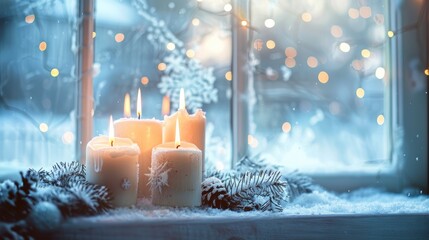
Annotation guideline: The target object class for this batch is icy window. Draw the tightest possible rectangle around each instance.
[246,0,391,173]
[93,0,232,170]
[0,1,78,169]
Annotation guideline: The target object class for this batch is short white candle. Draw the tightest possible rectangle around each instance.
[150,119,202,207]
[86,116,140,207]
[114,90,163,198]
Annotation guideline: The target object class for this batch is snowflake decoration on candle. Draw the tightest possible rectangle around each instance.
[146,162,171,193]
[121,178,131,190]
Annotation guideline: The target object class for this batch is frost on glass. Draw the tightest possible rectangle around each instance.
[0,0,78,169]
[247,0,390,173]
[93,0,232,170]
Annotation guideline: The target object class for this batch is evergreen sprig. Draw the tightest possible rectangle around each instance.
[225,170,286,212]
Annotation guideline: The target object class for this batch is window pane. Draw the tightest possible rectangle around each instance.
[0,1,78,169]
[248,0,390,173]
[93,0,232,170]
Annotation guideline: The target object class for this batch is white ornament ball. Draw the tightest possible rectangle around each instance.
[27,201,62,232]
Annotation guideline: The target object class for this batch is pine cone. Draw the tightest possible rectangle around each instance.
[201,177,231,209]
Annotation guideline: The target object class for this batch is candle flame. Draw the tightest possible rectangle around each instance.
[137,88,142,119]
[124,93,131,118]
[109,115,114,146]
[179,88,186,110]
[162,95,170,116]
[175,118,180,148]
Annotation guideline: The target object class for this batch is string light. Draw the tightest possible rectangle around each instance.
[158,63,166,71]
[375,67,385,79]
[51,68,59,77]
[356,88,365,98]
[266,40,276,49]
[39,41,47,51]
[115,33,125,43]
[301,12,312,22]
[224,3,232,12]
[141,76,149,85]
[361,49,371,58]
[39,123,48,132]
[339,42,351,52]
[264,18,275,28]
[377,115,385,125]
[192,18,200,26]
[186,49,195,58]
[225,71,232,81]
[25,15,35,24]
[318,71,329,83]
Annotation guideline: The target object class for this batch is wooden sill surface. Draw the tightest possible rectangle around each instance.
[46,213,429,240]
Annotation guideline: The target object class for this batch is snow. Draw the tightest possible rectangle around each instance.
[68,188,429,224]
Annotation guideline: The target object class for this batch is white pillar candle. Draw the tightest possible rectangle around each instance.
[86,117,140,207]
[163,88,206,176]
[114,90,163,198]
[150,119,202,207]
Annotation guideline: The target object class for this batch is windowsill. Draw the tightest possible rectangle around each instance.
[46,213,429,239]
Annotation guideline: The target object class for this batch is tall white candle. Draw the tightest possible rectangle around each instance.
[163,88,206,176]
[86,117,140,207]
[114,89,163,198]
[150,119,202,207]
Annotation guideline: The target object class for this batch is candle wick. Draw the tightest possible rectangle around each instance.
[138,113,141,120]
[110,140,113,147]
[176,145,180,149]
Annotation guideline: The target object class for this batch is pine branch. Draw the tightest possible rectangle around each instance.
[283,170,313,202]
[224,170,286,212]
[36,161,86,188]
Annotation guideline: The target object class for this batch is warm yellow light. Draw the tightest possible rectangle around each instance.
[166,42,175,51]
[375,67,385,79]
[264,18,275,28]
[348,8,359,19]
[424,69,429,76]
[247,135,259,148]
[175,118,181,148]
[266,40,276,49]
[307,56,318,68]
[192,18,200,26]
[92,32,96,38]
[377,114,385,125]
[115,33,125,43]
[109,115,114,146]
[356,88,365,98]
[39,41,47,51]
[285,57,296,68]
[162,95,170,116]
[39,123,48,133]
[301,12,312,22]
[141,76,149,85]
[330,25,343,38]
[339,42,351,52]
[359,6,372,19]
[124,93,131,118]
[224,3,232,12]
[186,49,195,58]
[158,62,167,71]
[61,131,74,144]
[225,71,232,81]
[179,88,186,110]
[285,47,297,58]
[318,71,329,84]
[51,68,59,77]
[361,49,371,58]
[137,88,142,119]
[282,122,292,133]
[241,20,248,27]
[25,15,35,24]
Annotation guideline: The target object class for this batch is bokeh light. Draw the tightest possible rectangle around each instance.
[192,18,200,26]
[224,3,232,12]
[307,56,318,68]
[348,8,359,19]
[266,40,276,49]
[39,41,47,51]
[339,42,351,52]
[361,49,371,58]
[166,42,175,51]
[186,49,195,58]
[264,18,275,28]
[115,33,125,43]
[285,57,296,68]
[375,67,385,79]
[141,76,149,85]
[225,71,232,81]
[356,88,365,98]
[359,6,372,18]
[282,122,292,133]
[50,68,59,77]
[158,63,166,71]
[377,115,385,125]
[318,71,329,83]
[25,15,35,24]
[285,47,297,58]
[39,123,48,133]
[330,25,343,38]
[301,12,312,22]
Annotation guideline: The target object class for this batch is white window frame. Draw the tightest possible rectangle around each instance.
[231,0,428,192]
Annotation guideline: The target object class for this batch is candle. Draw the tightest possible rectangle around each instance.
[163,88,206,176]
[86,116,140,207]
[114,89,163,198]
[150,119,202,207]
